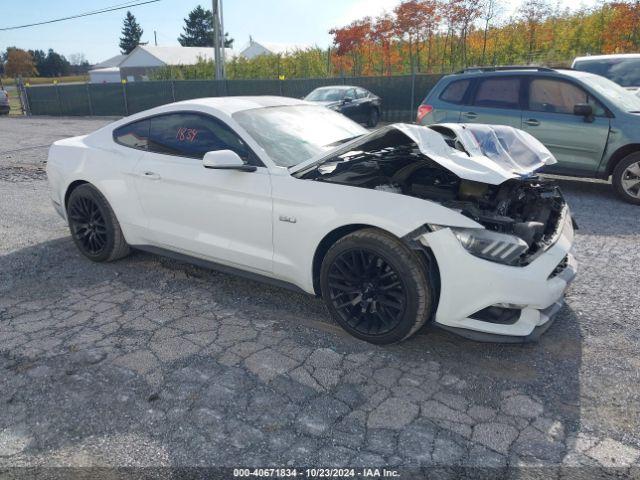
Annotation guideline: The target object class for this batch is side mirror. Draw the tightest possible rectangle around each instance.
[343,96,353,104]
[574,103,594,121]
[202,150,256,172]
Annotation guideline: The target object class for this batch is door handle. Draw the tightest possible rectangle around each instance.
[524,119,540,126]
[462,111,478,119]
[141,171,161,180]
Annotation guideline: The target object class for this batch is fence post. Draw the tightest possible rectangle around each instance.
[16,77,31,116]
[122,80,129,116]
[171,80,176,102]
[25,84,32,116]
[409,66,416,123]
[55,81,63,116]
[86,83,94,116]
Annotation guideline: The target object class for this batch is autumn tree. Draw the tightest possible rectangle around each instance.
[329,18,372,75]
[454,0,481,66]
[419,0,441,72]
[480,0,501,64]
[519,0,551,61]
[372,14,396,75]
[439,0,463,70]
[4,48,37,77]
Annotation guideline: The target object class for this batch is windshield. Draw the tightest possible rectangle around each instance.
[579,73,640,112]
[305,88,347,102]
[233,105,368,167]
[574,58,640,87]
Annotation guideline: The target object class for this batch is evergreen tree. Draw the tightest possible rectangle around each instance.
[43,49,71,77]
[178,5,234,47]
[224,32,234,48]
[26,49,70,77]
[119,11,143,54]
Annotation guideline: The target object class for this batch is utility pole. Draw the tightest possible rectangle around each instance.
[154,30,158,46]
[212,0,226,79]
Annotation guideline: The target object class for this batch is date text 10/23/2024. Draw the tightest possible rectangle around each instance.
[233,468,401,478]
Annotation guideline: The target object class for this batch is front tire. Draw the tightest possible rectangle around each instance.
[320,228,433,344]
[366,108,380,128]
[613,153,640,205]
[66,184,130,262]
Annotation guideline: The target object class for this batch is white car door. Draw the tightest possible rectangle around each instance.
[132,112,273,274]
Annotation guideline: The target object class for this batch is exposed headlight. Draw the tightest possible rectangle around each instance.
[430,225,529,265]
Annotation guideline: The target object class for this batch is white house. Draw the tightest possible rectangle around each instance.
[90,46,234,83]
[88,54,127,84]
[118,45,217,81]
[238,37,310,60]
[89,67,122,84]
[89,42,308,83]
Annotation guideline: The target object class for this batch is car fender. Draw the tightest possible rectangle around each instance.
[270,173,480,293]
[47,134,147,244]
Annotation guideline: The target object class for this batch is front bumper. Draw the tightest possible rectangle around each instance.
[420,211,577,342]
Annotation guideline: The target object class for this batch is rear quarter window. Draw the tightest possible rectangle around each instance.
[113,119,149,150]
[439,79,470,104]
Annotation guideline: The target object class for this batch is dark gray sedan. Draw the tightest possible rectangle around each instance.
[304,86,381,127]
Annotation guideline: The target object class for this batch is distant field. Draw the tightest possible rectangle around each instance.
[1,75,88,86]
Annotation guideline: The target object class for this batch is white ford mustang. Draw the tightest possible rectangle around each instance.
[47,96,577,344]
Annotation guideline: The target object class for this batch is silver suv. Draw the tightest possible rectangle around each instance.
[418,66,640,204]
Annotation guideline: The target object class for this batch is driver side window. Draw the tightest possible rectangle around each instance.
[528,79,605,116]
[147,112,261,165]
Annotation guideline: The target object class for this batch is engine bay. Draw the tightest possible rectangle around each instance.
[296,127,566,263]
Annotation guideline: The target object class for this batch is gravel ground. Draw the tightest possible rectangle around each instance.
[0,116,639,478]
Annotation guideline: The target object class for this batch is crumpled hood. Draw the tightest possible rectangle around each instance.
[291,123,557,185]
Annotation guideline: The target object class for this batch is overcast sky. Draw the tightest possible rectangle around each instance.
[1,0,600,64]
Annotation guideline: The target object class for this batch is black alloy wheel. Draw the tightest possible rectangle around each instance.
[327,248,407,336]
[320,228,433,344]
[68,195,108,256]
[66,183,130,262]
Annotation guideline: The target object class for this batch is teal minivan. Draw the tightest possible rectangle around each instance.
[418,66,640,204]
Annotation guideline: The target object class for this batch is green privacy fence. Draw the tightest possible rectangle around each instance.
[25,74,443,122]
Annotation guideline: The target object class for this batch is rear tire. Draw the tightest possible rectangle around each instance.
[613,153,640,205]
[320,228,433,344]
[66,184,130,262]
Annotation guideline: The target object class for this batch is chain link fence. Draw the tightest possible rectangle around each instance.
[23,74,443,122]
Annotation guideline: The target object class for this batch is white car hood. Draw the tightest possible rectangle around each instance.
[291,123,557,185]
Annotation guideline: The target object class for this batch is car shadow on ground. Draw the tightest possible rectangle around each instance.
[0,236,589,470]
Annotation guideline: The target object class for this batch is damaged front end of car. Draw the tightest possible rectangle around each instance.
[293,122,569,266]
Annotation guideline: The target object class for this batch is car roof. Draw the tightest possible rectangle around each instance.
[573,53,640,62]
[312,85,362,90]
[554,69,606,81]
[167,95,309,115]
[442,66,602,82]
